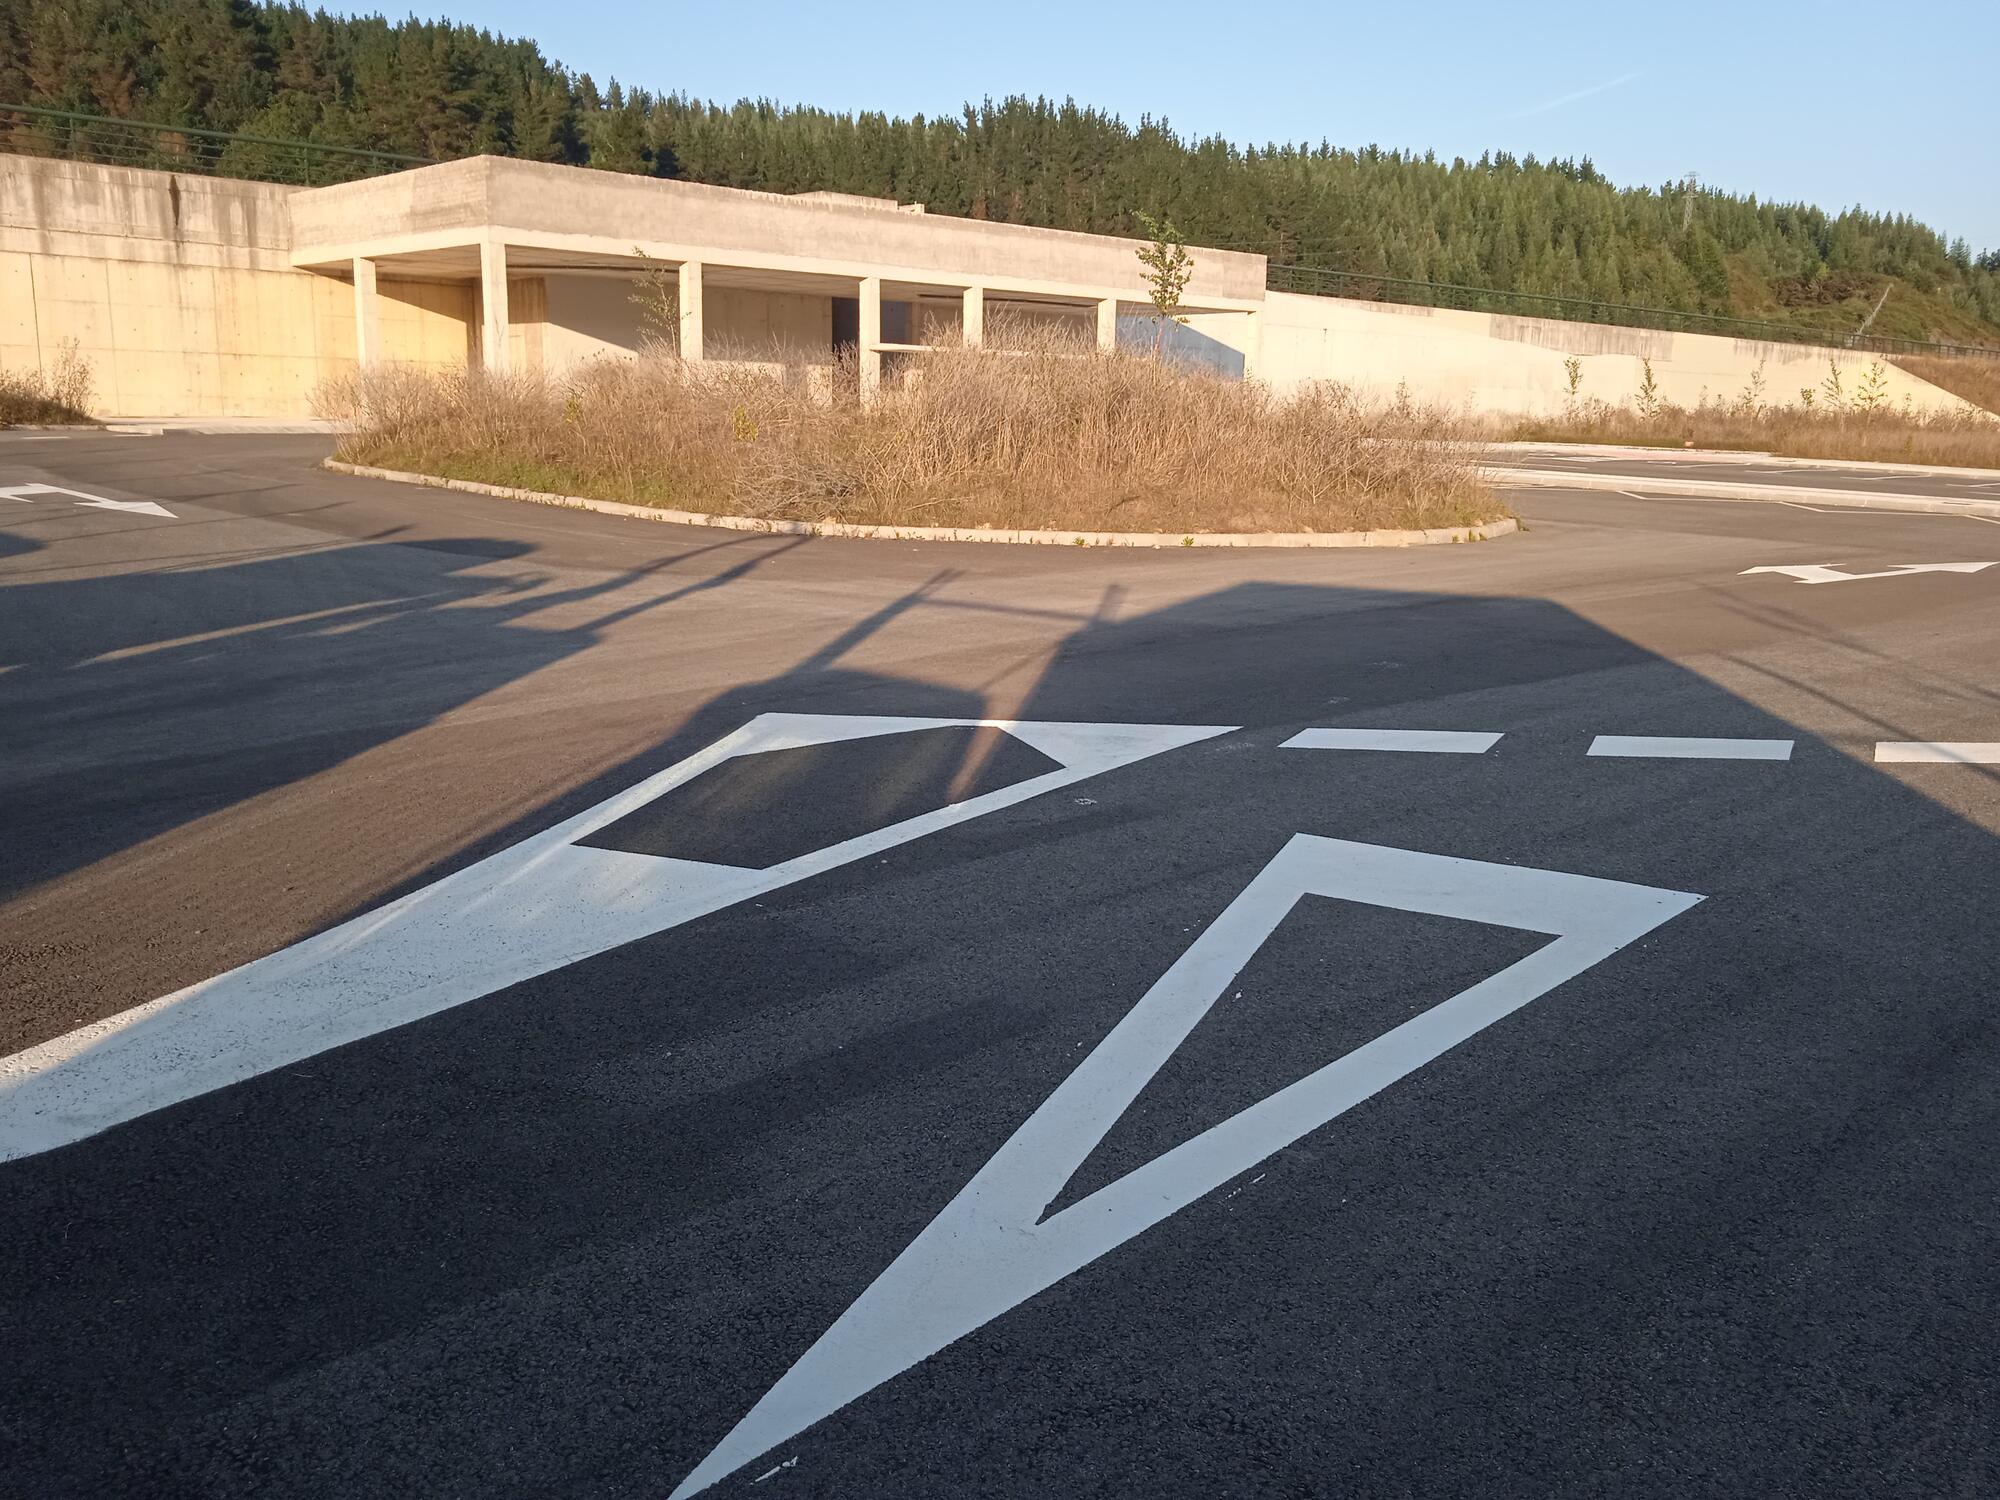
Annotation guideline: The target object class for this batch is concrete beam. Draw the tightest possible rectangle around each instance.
[962,285,984,349]
[479,240,509,375]
[678,258,705,361]
[1097,297,1118,354]
[285,157,1272,306]
[352,256,381,370]
[859,275,883,403]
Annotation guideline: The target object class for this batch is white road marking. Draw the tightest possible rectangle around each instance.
[1874,742,2000,764]
[669,836,1701,1497]
[1280,728,1503,754]
[1776,500,1864,516]
[0,714,1233,1163]
[1773,500,1990,520]
[0,481,176,518]
[1588,735,1794,760]
[1740,561,1998,585]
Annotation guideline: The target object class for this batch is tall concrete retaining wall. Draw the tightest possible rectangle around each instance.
[1,157,470,417]
[1238,291,1980,417]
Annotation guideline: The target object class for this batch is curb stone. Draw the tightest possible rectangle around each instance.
[321,460,1520,549]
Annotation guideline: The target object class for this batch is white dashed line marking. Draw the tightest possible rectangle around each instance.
[1588,735,1795,761]
[1875,742,2000,764]
[1280,728,1503,754]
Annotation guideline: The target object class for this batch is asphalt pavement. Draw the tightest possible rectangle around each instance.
[3,432,1998,1498]
[1493,442,2000,510]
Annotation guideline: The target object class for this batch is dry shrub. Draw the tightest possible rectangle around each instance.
[0,340,94,426]
[1513,356,2000,469]
[322,327,1498,534]
[1891,356,2000,418]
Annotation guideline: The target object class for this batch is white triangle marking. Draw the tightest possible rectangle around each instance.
[0,715,1232,1162]
[672,835,1702,1496]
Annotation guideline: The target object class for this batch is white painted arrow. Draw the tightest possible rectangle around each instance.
[1740,561,1998,585]
[0,482,176,518]
[75,495,177,518]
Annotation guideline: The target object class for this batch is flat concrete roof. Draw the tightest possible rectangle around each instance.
[288,156,1266,312]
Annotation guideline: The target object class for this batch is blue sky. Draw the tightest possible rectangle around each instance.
[446,0,2000,253]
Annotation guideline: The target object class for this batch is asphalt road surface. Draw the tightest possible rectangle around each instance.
[4,433,1998,1498]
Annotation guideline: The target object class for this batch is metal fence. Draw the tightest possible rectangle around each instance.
[1268,263,2000,361]
[0,103,430,187]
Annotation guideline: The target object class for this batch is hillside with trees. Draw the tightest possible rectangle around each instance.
[5,0,1997,346]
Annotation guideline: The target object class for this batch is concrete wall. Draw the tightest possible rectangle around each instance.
[1244,292,1982,417]
[5,155,1983,422]
[1,156,468,417]
[707,287,833,362]
[528,274,836,371]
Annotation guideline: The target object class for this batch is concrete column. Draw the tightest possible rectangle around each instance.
[479,240,509,375]
[858,275,883,403]
[677,259,705,361]
[1240,309,1261,382]
[1096,297,1119,354]
[352,256,381,370]
[962,285,984,349]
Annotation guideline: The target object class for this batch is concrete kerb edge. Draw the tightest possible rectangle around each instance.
[1492,466,2000,519]
[320,460,1520,549]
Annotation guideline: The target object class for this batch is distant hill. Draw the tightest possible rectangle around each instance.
[5,0,1997,346]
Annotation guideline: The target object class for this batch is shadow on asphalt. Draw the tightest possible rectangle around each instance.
[0,529,811,901]
[3,544,2000,1498]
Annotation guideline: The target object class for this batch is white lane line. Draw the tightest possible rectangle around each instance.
[1588,735,1794,761]
[1777,500,1871,515]
[1875,742,2000,764]
[0,714,1236,1163]
[1775,500,1998,522]
[1280,728,1502,754]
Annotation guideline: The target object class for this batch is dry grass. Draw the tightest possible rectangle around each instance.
[322,330,1499,535]
[1512,387,2000,469]
[1891,356,2000,417]
[0,340,94,427]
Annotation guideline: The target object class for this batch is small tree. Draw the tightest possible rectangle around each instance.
[1732,360,1767,418]
[1636,357,1661,420]
[1134,211,1194,357]
[629,247,680,350]
[1854,360,1891,414]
